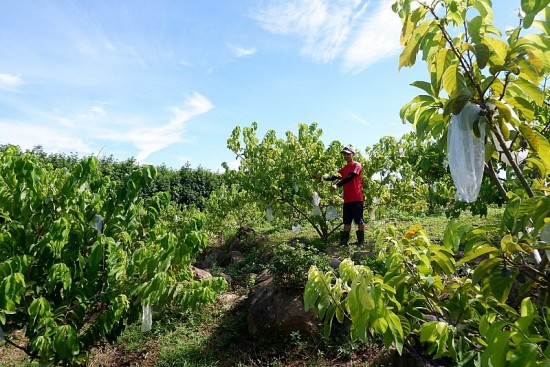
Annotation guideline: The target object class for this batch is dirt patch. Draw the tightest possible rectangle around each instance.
[88,339,160,367]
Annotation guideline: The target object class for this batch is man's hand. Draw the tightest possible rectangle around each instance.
[331,184,338,190]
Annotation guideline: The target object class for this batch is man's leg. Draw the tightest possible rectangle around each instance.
[341,204,352,246]
[340,229,350,246]
[354,202,365,246]
[356,229,365,246]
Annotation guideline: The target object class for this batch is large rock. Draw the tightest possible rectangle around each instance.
[247,270,320,336]
[190,265,212,280]
[196,247,231,268]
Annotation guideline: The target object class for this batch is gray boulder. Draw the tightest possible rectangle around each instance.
[247,270,320,336]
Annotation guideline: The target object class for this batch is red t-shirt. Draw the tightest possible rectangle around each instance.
[339,161,363,203]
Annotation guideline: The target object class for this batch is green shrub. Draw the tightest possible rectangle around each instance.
[269,241,330,288]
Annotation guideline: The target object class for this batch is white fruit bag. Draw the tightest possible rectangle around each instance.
[266,206,274,222]
[326,206,339,221]
[141,304,152,332]
[312,192,322,216]
[447,103,486,203]
[90,214,103,234]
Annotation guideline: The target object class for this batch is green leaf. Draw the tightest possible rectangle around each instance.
[479,313,496,337]
[386,310,404,354]
[451,89,473,115]
[473,256,502,284]
[304,278,320,310]
[410,81,433,95]
[419,321,443,342]
[469,17,483,43]
[474,43,491,69]
[430,246,455,275]
[399,21,436,70]
[511,77,545,105]
[47,263,72,291]
[521,0,550,15]
[483,36,508,65]
[435,48,451,90]
[28,297,52,329]
[524,12,537,29]
[482,321,512,367]
[443,221,463,252]
[533,7,550,35]
[486,266,516,302]
[510,343,539,367]
[516,58,542,84]
[53,325,79,358]
[359,290,376,310]
[86,241,103,283]
[505,96,535,121]
[0,273,25,312]
[399,33,422,69]
[519,124,550,171]
[442,64,459,97]
[457,244,499,265]
[491,99,514,122]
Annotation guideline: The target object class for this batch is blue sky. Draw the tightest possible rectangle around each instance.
[1,0,520,171]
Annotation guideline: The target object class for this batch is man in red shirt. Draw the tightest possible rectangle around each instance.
[323,146,365,246]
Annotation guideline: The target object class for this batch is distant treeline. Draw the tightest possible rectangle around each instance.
[4,145,226,210]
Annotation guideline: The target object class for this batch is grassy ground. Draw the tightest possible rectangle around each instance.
[0,208,503,367]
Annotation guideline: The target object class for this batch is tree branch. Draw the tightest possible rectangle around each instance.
[484,161,508,201]
[491,125,534,197]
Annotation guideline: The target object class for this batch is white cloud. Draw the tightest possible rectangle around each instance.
[253,0,402,71]
[76,105,107,121]
[91,106,106,116]
[99,93,214,162]
[227,43,257,57]
[342,0,402,72]
[0,121,93,154]
[1,92,214,164]
[0,73,23,89]
[347,110,372,126]
[254,0,360,63]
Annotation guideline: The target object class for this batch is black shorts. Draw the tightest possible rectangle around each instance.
[343,201,364,225]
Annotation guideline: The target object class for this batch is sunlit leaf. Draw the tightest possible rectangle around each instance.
[474,43,490,69]
[511,77,545,105]
[442,64,459,96]
[483,36,508,65]
[505,96,535,121]
[518,124,550,171]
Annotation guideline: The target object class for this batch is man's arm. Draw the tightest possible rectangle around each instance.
[335,172,357,187]
[322,174,340,181]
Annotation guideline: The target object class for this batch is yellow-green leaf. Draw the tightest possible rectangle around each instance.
[491,100,514,122]
[505,96,535,121]
[510,77,545,105]
[483,36,508,65]
[432,48,451,90]
[521,0,550,15]
[501,234,528,254]
[457,244,499,265]
[442,64,459,96]
[518,124,550,171]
